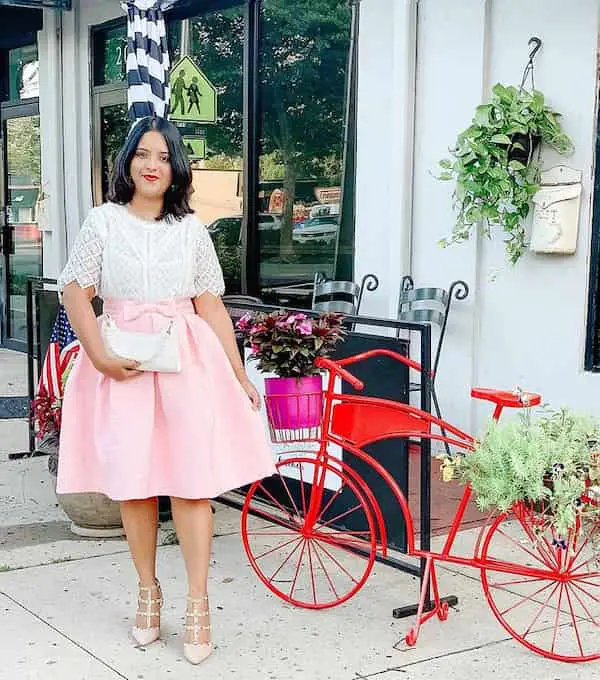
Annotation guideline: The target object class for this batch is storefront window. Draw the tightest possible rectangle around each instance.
[89,1,354,299]
[7,44,39,102]
[100,102,130,200]
[93,23,127,87]
[257,0,352,305]
[167,7,245,293]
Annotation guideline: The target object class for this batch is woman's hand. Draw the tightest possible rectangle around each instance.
[94,355,142,382]
[237,374,261,411]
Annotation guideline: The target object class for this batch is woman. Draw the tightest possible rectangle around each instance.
[57,116,275,665]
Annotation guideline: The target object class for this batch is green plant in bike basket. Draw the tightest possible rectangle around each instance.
[459,408,600,549]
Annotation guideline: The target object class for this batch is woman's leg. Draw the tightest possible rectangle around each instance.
[170,497,213,595]
[170,497,213,655]
[120,498,159,585]
[120,498,161,638]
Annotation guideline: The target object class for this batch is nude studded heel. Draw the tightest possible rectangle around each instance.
[131,580,163,646]
[183,594,213,665]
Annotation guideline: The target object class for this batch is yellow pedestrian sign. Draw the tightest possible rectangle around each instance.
[169,56,217,124]
[183,137,207,160]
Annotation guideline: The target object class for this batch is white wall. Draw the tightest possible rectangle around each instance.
[355,0,417,321]
[356,0,600,434]
[39,9,67,277]
[49,0,122,265]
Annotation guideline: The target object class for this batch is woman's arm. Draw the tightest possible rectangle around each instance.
[62,282,140,381]
[193,293,260,409]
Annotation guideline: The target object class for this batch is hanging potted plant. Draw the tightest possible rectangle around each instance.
[236,310,345,430]
[437,83,573,264]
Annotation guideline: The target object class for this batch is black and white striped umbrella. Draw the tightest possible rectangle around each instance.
[121,0,178,120]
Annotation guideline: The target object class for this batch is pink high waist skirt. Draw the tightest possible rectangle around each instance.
[57,298,276,501]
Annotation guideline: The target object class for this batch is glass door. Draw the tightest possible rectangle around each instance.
[1,106,42,347]
[92,89,129,205]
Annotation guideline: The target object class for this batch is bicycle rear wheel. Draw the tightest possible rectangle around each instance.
[241,454,377,609]
[481,505,600,662]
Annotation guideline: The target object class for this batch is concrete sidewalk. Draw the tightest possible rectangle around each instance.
[0,349,596,679]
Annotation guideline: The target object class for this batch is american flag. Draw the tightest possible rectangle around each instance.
[36,305,80,404]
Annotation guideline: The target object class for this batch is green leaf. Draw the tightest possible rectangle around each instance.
[508,160,527,171]
[491,134,512,145]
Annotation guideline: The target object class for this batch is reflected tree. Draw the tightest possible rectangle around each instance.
[181,1,351,255]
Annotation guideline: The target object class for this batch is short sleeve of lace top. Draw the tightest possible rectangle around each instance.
[193,221,225,297]
[57,208,106,294]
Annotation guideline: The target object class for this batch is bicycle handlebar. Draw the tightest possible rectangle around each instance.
[315,357,365,391]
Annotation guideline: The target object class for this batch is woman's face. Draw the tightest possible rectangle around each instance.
[129,130,173,200]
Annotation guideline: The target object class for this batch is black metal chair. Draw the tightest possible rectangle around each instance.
[223,294,263,319]
[397,276,469,455]
[311,272,379,318]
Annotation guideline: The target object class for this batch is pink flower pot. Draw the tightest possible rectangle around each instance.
[264,375,323,430]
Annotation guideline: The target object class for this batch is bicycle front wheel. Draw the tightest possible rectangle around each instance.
[241,454,377,609]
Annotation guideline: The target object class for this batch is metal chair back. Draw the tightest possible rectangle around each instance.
[396,278,469,377]
[311,273,379,317]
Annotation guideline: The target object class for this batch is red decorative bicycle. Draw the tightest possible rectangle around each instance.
[241,350,600,663]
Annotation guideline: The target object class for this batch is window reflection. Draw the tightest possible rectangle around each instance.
[258,0,352,306]
[8,44,39,101]
[168,8,245,292]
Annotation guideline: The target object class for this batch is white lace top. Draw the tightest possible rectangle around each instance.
[57,203,225,300]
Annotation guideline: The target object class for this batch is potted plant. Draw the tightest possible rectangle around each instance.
[451,408,600,556]
[32,360,125,538]
[438,83,573,264]
[236,310,345,430]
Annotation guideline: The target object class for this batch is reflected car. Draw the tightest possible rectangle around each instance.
[207,213,282,246]
[292,215,339,244]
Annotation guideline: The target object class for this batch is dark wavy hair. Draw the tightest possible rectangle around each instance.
[107,116,193,221]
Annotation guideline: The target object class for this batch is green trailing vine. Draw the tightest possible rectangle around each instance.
[438,84,573,264]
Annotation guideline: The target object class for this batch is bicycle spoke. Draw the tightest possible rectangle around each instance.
[311,541,340,600]
[256,481,298,520]
[568,581,600,625]
[551,584,565,654]
[247,530,301,537]
[314,489,342,527]
[519,515,559,569]
[255,535,302,561]
[307,541,317,606]
[488,575,548,589]
[268,538,304,583]
[316,503,365,531]
[244,503,301,533]
[521,582,560,639]
[278,474,303,523]
[494,526,553,569]
[312,538,360,585]
[289,540,307,601]
[499,580,556,617]
[299,463,308,517]
[313,530,371,551]
[565,585,586,657]
[570,579,600,605]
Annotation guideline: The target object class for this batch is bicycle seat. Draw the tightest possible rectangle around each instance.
[471,387,541,409]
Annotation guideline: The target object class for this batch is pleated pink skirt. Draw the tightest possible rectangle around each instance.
[57,298,276,501]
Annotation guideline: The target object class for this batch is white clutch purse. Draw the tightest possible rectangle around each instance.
[101,314,181,373]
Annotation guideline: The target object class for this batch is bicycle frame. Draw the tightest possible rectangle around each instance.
[309,350,543,575]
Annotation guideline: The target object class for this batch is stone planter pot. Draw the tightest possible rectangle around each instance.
[42,433,125,538]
